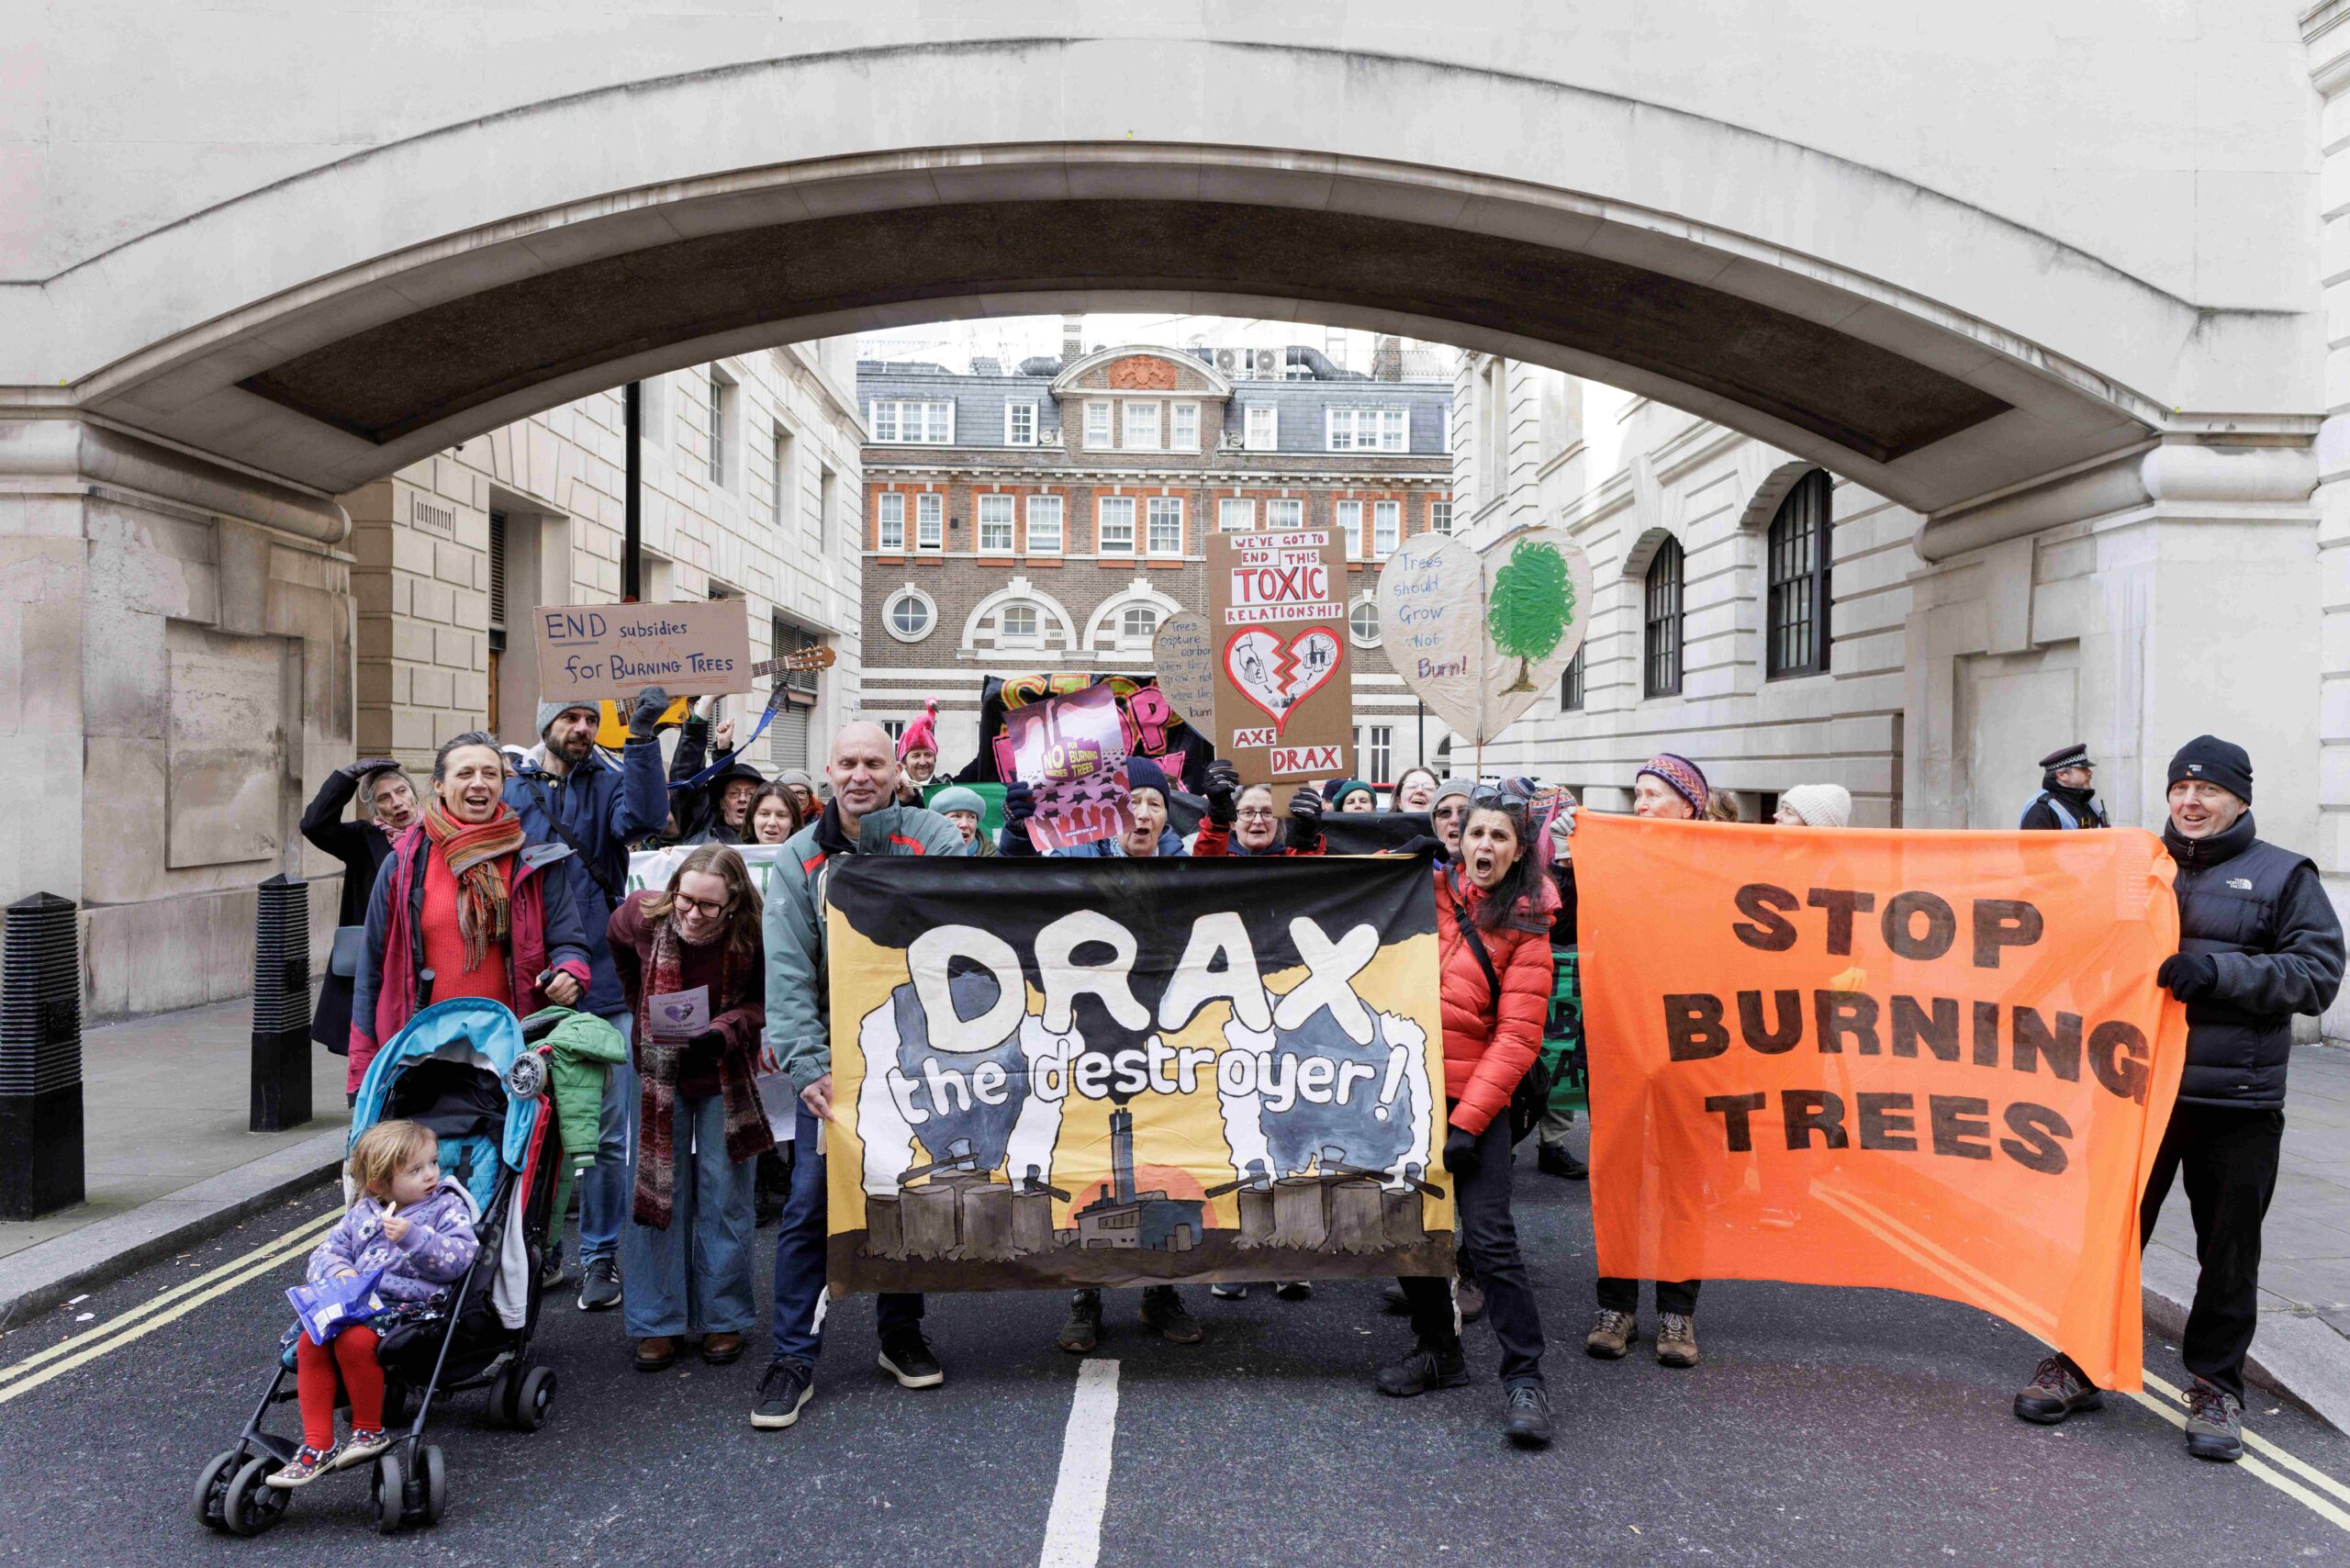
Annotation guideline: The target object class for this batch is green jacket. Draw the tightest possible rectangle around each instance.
[521,1006,630,1166]
[762,804,968,1091]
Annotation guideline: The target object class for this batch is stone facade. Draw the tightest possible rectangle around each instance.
[856,343,1454,784]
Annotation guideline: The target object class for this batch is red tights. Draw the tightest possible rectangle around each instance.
[295,1324,385,1450]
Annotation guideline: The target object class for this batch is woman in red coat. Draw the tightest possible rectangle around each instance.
[1375,793,1557,1447]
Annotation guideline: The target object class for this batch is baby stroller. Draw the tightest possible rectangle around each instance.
[195,999,567,1536]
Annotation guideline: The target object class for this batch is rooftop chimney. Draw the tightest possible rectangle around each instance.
[1372,334,1403,381]
[1062,313,1084,366]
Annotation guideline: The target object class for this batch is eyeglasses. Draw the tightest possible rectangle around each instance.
[1235,807,1278,822]
[671,891,733,919]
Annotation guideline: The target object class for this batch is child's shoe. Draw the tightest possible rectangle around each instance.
[264,1443,339,1488]
[335,1427,392,1470]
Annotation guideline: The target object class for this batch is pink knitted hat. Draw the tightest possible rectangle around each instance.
[899,698,938,759]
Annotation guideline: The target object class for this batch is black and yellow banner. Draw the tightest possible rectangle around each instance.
[824,855,1454,1292]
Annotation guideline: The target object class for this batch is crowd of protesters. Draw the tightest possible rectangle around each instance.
[307,690,2341,1464]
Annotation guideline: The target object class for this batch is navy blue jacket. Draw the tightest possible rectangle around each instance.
[503,738,666,1015]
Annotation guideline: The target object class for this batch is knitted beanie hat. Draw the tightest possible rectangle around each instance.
[899,698,938,758]
[537,699,598,738]
[2167,734,2253,805]
[1780,782,1852,829]
[1124,755,1171,803]
[1636,753,1709,816]
[1431,777,1476,809]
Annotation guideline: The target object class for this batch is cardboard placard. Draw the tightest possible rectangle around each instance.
[1206,529,1352,785]
[1375,526,1594,746]
[1150,610,1217,731]
[534,601,752,703]
[999,682,1132,851]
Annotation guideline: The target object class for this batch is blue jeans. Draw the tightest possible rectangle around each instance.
[621,1092,759,1338]
[771,1098,923,1364]
[578,1013,636,1269]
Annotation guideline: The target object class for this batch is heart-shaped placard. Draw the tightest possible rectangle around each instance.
[1223,627,1342,734]
[1375,527,1594,745]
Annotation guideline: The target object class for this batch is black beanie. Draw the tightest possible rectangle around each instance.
[2167,735,2253,805]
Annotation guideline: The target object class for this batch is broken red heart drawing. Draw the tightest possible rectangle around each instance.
[1223,628,1341,733]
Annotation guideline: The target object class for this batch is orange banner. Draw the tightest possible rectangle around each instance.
[1575,814,2188,1390]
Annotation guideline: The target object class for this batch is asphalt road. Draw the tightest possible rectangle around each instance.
[5,1138,2347,1567]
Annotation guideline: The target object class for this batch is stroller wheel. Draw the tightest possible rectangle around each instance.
[420,1444,447,1527]
[373,1450,408,1535]
[221,1455,289,1537]
[487,1364,517,1428]
[514,1365,556,1432]
[193,1448,240,1531]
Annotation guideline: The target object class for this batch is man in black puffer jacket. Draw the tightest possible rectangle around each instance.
[2013,735,2344,1463]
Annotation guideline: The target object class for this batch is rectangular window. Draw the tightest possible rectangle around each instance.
[1767,469,1835,679]
[1267,498,1304,528]
[915,492,944,552]
[1326,408,1354,452]
[1085,401,1112,448]
[1355,725,1393,785]
[1218,498,1255,532]
[1025,495,1064,555]
[1326,407,1406,453]
[977,494,1016,554]
[708,371,734,487]
[1005,401,1037,446]
[1244,406,1277,451]
[771,424,796,529]
[1146,497,1184,556]
[1371,499,1400,558]
[1171,402,1199,450]
[1097,497,1136,554]
[1337,499,1363,561]
[868,399,955,444]
[1430,499,1454,536]
[1561,644,1585,711]
[1379,408,1408,452]
[816,464,837,550]
[876,492,905,552]
[1123,401,1160,451]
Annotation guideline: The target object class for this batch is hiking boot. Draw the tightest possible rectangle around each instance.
[1502,1382,1554,1447]
[539,1242,568,1291]
[577,1256,621,1312]
[751,1357,813,1430]
[1210,1282,1249,1301]
[1381,1282,1411,1315]
[1537,1144,1587,1180]
[1274,1281,1314,1301]
[263,1443,338,1488]
[1459,1278,1486,1325]
[2012,1354,2104,1425]
[334,1428,390,1471]
[2184,1378,2244,1462]
[1585,1308,1638,1360]
[1140,1285,1203,1345]
[878,1329,946,1389]
[702,1332,745,1366]
[1656,1312,1700,1368]
[1057,1289,1102,1354]
[634,1336,678,1372]
[1375,1340,1472,1397]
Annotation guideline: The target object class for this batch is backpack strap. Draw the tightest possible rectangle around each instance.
[520,774,623,903]
[1447,887,1505,1010]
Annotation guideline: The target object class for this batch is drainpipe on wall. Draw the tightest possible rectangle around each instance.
[622,382,643,602]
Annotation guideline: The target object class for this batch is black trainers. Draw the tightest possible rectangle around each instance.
[751,1357,813,1430]
[1140,1285,1203,1345]
[576,1256,621,1312]
[1274,1281,1314,1301]
[1502,1382,1554,1447]
[1057,1289,1102,1354]
[2184,1378,2244,1462]
[1374,1341,1471,1397]
[2012,1353,2104,1424]
[539,1241,568,1291]
[1210,1282,1248,1301]
[1537,1144,1587,1180]
[878,1329,945,1389]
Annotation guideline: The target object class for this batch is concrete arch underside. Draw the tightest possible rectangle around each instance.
[8,26,2307,518]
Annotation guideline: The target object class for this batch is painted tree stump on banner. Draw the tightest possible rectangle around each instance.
[1327,1182,1388,1254]
[1270,1176,1328,1250]
[901,1184,960,1260]
[959,1182,1014,1261]
[865,1196,904,1260]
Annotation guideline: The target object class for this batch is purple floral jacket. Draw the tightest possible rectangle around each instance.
[306,1175,481,1305]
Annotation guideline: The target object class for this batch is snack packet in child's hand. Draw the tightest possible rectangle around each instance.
[288,1265,386,1346]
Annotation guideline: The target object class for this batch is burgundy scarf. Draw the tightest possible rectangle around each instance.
[631,914,771,1229]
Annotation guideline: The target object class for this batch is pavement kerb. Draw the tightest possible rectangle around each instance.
[2143,1247,2350,1437]
[0,1127,348,1331]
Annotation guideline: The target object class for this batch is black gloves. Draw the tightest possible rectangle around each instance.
[2158,952,2218,1002]
[1203,760,1240,827]
[1442,1126,1479,1175]
[627,686,673,740]
[1286,786,1326,850]
[1003,780,1037,827]
[340,756,398,781]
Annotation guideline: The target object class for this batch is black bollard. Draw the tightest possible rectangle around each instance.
[0,892,84,1219]
[250,874,312,1132]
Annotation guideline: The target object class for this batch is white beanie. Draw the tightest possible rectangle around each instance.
[1781,783,1852,829]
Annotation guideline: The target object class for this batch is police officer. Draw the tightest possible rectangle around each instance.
[2019,742,2110,830]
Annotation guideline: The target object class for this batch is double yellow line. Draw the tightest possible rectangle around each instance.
[0,1205,340,1407]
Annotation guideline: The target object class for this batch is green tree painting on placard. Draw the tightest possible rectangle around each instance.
[1486,536,1574,693]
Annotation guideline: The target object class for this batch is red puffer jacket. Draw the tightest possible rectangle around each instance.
[1434,865,1558,1136]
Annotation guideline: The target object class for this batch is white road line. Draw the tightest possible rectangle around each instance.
[1038,1358,1121,1568]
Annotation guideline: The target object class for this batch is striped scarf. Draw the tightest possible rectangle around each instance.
[421,798,524,971]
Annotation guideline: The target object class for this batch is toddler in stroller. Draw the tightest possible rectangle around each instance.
[270,1118,478,1488]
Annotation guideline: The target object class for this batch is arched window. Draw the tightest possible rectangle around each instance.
[999,603,1040,644]
[1766,469,1833,678]
[1643,537,1684,699]
[1121,603,1161,641]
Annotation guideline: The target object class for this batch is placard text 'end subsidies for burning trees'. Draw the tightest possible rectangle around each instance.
[1205,527,1353,787]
